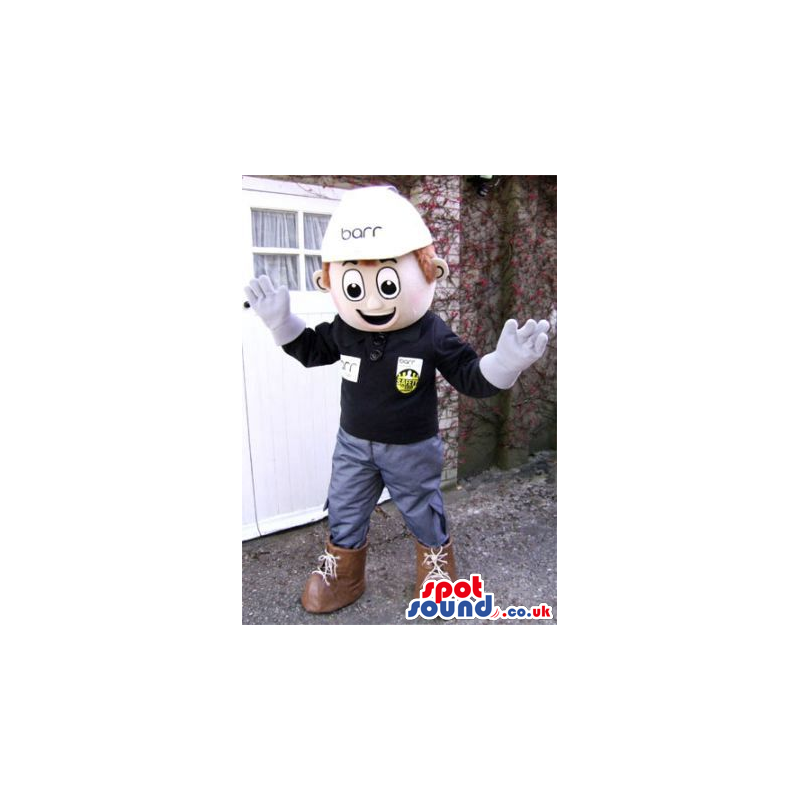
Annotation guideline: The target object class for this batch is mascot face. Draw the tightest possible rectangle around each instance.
[327,252,437,333]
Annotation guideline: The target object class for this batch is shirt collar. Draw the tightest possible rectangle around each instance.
[336,312,430,347]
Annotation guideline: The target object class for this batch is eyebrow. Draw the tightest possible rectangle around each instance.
[379,259,397,264]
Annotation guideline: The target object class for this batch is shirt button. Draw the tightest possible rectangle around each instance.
[369,350,382,361]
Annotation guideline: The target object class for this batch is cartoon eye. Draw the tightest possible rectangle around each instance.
[342,269,365,301]
[377,267,400,299]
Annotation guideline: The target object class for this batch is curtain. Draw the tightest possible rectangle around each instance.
[251,209,297,248]
[303,213,329,250]
[304,255,321,290]
[251,209,297,289]
[303,214,330,289]
[253,254,298,289]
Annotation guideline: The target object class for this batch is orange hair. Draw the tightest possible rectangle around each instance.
[319,245,437,290]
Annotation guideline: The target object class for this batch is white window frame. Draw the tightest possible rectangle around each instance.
[243,177,344,312]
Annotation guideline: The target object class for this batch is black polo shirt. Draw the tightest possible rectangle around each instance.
[282,311,501,444]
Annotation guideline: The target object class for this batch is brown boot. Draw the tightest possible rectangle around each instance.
[301,538,368,613]
[414,538,456,597]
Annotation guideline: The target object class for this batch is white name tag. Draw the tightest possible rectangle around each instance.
[340,355,361,382]
[397,356,423,375]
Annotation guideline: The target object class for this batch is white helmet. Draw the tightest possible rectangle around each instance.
[320,186,433,262]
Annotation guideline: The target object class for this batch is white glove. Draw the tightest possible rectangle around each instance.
[480,318,550,390]
[243,274,305,346]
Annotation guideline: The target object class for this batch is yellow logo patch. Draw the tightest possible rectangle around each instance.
[396,369,419,394]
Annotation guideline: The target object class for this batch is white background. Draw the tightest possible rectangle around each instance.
[2,2,797,798]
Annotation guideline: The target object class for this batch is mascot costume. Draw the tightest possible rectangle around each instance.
[244,186,549,613]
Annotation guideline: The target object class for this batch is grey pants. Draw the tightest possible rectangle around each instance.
[326,428,448,549]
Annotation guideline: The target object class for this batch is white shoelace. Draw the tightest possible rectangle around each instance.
[422,547,451,584]
[312,551,340,586]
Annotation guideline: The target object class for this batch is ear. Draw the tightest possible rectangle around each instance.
[431,257,449,281]
[312,270,329,293]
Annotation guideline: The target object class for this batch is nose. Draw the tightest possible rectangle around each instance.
[365,293,383,311]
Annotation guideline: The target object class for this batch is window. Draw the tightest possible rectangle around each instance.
[246,182,338,291]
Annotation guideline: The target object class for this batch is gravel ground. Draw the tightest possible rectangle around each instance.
[242,451,557,625]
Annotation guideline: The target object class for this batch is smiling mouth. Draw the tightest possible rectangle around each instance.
[357,309,396,326]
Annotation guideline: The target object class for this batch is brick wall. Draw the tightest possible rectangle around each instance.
[411,176,462,487]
